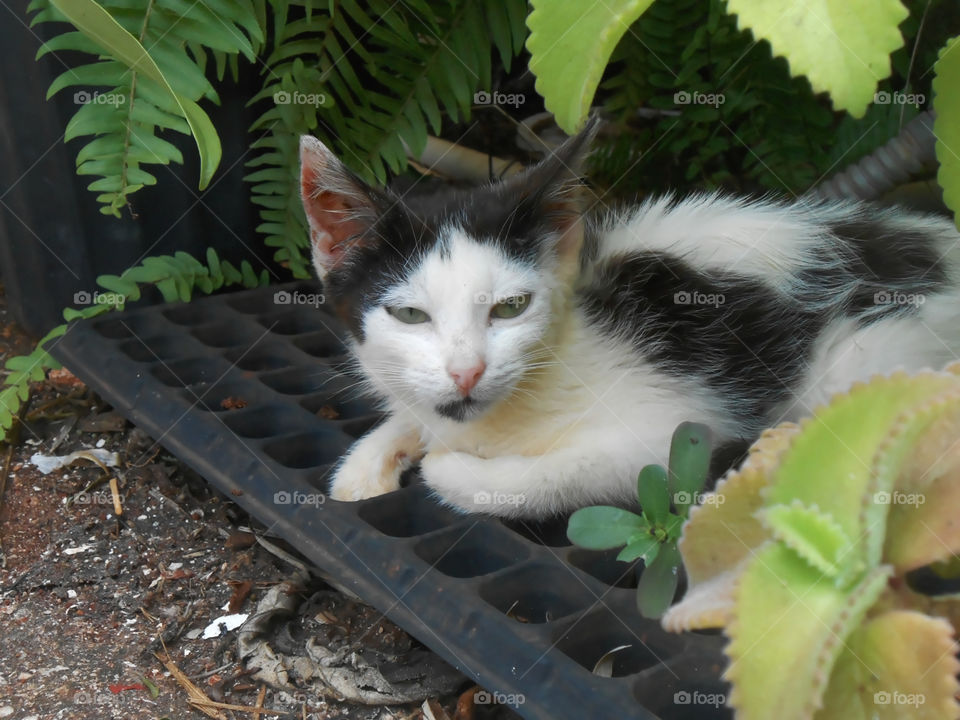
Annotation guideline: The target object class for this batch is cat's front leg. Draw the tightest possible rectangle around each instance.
[328,415,425,501]
[420,449,632,518]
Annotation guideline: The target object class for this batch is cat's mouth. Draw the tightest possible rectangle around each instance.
[434,396,488,422]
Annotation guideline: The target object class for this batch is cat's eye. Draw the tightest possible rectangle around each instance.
[490,293,532,319]
[387,306,431,324]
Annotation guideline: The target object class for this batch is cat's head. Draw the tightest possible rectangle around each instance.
[299,124,594,422]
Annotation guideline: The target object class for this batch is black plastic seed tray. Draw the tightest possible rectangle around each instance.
[51,281,730,720]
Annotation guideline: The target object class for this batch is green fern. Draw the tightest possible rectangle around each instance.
[0,249,267,441]
[590,0,954,199]
[29,0,264,217]
[247,0,528,277]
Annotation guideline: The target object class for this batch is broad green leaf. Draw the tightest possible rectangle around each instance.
[725,544,890,720]
[637,464,669,524]
[725,0,908,117]
[636,541,681,619]
[567,506,648,550]
[761,502,851,578]
[883,391,960,572]
[673,424,798,589]
[5,356,37,372]
[667,421,713,515]
[663,513,684,543]
[50,0,221,188]
[617,534,660,564]
[765,373,958,575]
[817,611,960,720]
[934,36,960,230]
[526,0,656,133]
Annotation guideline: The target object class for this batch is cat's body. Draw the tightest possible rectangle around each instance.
[299,127,960,519]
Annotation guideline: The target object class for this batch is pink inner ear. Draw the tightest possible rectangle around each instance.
[300,164,368,270]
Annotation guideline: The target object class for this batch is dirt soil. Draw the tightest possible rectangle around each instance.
[0,287,510,720]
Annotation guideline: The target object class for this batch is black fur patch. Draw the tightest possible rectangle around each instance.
[828,217,948,319]
[321,134,590,341]
[435,396,483,422]
[579,211,951,431]
[579,252,822,430]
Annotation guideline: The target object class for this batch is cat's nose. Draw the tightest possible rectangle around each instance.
[448,362,486,396]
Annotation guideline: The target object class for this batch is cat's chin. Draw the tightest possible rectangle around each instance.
[434,396,490,422]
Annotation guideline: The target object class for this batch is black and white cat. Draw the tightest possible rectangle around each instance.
[299,124,960,519]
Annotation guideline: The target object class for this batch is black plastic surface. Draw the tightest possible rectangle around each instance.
[51,281,730,720]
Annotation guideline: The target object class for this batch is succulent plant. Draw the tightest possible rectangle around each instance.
[567,422,713,618]
[663,366,960,720]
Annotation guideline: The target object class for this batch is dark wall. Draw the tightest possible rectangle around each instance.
[0,2,280,337]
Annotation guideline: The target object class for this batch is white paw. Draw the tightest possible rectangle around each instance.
[420,452,530,517]
[328,427,421,502]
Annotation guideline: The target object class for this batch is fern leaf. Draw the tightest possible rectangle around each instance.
[33,0,262,215]
[247,0,527,277]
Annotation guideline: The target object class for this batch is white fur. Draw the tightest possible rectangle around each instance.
[328,196,960,518]
[777,290,960,422]
[353,229,559,418]
[596,195,828,289]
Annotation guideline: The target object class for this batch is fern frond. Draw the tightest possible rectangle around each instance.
[31,0,264,216]
[0,248,267,443]
[592,0,951,199]
[247,0,527,277]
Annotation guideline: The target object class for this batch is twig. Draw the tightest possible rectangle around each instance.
[109,476,123,516]
[158,651,290,717]
[253,535,311,576]
[187,660,236,681]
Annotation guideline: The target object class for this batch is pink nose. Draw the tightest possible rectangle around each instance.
[449,362,486,396]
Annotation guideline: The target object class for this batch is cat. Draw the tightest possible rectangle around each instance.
[298,122,960,520]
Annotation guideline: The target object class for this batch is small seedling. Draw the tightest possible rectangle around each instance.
[566,422,713,618]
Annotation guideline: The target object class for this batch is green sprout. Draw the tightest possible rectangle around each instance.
[566,422,713,618]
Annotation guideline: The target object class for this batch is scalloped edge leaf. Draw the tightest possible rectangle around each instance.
[526,0,655,133]
[725,0,908,117]
[934,36,960,229]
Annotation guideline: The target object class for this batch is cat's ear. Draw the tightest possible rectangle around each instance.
[299,136,379,278]
[501,117,598,253]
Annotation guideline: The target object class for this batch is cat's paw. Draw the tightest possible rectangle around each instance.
[420,452,530,517]
[328,425,422,501]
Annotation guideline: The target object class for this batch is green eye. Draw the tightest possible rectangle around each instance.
[490,293,532,319]
[387,306,431,324]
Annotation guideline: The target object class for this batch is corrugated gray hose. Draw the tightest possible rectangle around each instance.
[808,110,937,201]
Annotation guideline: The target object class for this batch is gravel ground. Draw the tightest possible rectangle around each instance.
[0,287,510,720]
